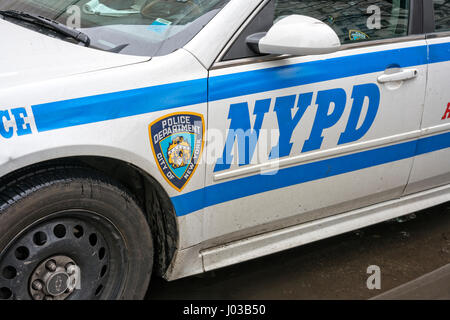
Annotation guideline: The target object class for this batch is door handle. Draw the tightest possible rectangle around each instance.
[377,69,418,83]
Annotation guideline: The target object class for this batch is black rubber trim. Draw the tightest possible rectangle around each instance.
[409,0,424,35]
[422,0,436,33]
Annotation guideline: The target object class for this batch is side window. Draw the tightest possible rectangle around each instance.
[223,0,410,61]
[274,0,410,44]
[433,0,450,31]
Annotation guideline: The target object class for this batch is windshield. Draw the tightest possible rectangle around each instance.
[0,0,230,56]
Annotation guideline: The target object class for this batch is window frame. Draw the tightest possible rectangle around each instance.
[213,0,426,69]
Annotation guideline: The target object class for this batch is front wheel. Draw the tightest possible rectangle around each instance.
[0,166,153,300]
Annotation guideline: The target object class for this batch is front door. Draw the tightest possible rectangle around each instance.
[204,0,428,244]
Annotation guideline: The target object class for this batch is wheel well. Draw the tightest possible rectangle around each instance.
[0,156,178,278]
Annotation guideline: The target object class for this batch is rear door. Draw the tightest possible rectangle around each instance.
[203,0,428,244]
[405,0,450,194]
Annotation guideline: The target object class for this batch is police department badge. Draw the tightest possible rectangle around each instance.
[149,112,204,192]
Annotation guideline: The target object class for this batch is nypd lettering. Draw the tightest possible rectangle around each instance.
[0,107,33,139]
[214,83,381,172]
[150,113,204,192]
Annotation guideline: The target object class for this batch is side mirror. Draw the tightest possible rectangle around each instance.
[247,15,341,56]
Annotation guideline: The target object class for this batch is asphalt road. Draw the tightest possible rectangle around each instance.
[146,202,450,300]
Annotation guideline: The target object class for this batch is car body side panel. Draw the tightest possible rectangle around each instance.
[184,40,428,247]
[0,48,209,249]
[405,37,450,194]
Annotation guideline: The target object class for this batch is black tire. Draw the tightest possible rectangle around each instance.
[0,166,153,300]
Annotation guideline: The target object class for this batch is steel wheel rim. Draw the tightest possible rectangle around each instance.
[0,210,127,300]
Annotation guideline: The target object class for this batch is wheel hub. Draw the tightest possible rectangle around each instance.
[30,256,79,300]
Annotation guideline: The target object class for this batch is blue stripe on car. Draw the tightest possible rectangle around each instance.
[32,78,207,132]
[32,43,450,132]
[172,131,450,217]
[208,45,428,101]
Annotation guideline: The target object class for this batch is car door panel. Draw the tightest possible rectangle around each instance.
[203,40,427,245]
[404,37,450,194]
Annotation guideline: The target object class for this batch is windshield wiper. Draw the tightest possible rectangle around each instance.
[0,10,90,46]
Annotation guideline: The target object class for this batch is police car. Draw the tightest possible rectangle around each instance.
[0,0,449,300]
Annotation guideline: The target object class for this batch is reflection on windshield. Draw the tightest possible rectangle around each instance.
[0,0,229,56]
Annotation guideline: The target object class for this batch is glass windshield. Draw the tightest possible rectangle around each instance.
[0,0,230,56]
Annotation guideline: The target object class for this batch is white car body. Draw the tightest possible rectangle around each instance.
[1,0,449,281]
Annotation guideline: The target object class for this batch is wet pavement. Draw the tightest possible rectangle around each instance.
[372,263,450,300]
[146,202,450,300]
